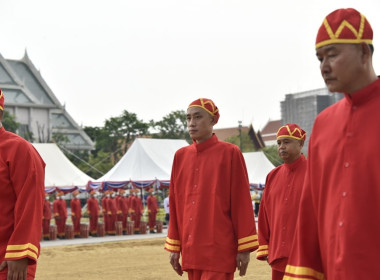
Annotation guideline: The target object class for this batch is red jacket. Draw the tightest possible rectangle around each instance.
[147,195,158,214]
[257,155,307,272]
[0,127,45,278]
[165,134,258,273]
[43,200,52,220]
[87,197,99,216]
[70,198,82,219]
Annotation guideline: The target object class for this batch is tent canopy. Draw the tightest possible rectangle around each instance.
[243,151,275,185]
[97,138,189,182]
[33,143,94,188]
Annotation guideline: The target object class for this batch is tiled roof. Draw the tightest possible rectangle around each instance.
[261,120,282,141]
[213,126,249,141]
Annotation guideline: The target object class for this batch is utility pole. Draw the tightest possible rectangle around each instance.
[238,121,243,151]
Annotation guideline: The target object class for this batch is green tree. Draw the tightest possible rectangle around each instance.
[262,145,282,167]
[224,131,256,153]
[84,110,150,167]
[2,110,19,133]
[151,110,191,142]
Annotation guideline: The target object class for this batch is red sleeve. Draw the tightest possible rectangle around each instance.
[165,153,181,253]
[5,142,45,264]
[256,176,270,260]
[230,147,258,252]
[284,165,324,279]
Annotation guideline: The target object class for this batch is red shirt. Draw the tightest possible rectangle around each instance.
[120,196,129,215]
[87,197,99,216]
[147,195,158,214]
[257,154,307,271]
[70,198,82,218]
[285,78,380,280]
[165,134,258,273]
[53,199,67,219]
[0,127,45,278]
[43,200,52,220]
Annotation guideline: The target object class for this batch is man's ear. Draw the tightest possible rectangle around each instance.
[210,116,217,125]
[299,140,305,148]
[360,42,372,62]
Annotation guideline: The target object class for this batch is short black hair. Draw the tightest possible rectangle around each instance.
[369,44,374,55]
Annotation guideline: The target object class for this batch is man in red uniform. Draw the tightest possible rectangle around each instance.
[53,191,67,239]
[165,98,258,279]
[42,193,52,241]
[106,191,117,235]
[70,190,82,238]
[101,191,109,234]
[118,190,129,234]
[146,188,158,233]
[256,124,307,280]
[284,8,380,280]
[87,190,100,237]
[116,190,124,231]
[0,89,45,280]
[130,189,143,234]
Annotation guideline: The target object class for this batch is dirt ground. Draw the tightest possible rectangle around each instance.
[35,237,271,280]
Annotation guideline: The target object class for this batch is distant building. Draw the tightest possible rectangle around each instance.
[0,51,94,150]
[213,126,249,142]
[260,119,282,147]
[281,88,343,152]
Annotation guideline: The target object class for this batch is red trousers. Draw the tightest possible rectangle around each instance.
[187,269,234,280]
[72,216,81,236]
[89,214,98,235]
[148,212,157,230]
[107,214,116,234]
[272,268,284,280]
[55,217,66,237]
[42,219,50,238]
[131,214,141,232]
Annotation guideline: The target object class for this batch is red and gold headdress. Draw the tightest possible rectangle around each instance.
[316,8,373,49]
[188,98,220,124]
[0,89,4,111]
[276,124,306,141]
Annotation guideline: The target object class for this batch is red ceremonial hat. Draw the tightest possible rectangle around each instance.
[316,8,373,49]
[148,188,154,193]
[276,124,306,141]
[90,190,96,195]
[0,89,4,111]
[188,98,220,124]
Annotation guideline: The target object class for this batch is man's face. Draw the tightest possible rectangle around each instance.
[186,107,215,143]
[316,43,364,94]
[277,137,303,164]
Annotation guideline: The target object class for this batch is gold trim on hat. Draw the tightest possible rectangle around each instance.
[316,13,372,49]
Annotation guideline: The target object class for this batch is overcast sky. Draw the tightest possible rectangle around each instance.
[1,0,379,130]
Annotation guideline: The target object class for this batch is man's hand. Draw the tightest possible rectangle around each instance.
[236,251,251,276]
[0,258,28,280]
[169,252,183,276]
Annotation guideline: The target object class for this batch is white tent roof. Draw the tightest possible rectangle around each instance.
[243,151,275,185]
[97,138,189,182]
[33,143,94,188]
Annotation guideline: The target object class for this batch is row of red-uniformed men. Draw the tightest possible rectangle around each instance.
[42,188,159,240]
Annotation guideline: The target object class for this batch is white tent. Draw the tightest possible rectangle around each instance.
[97,138,189,182]
[33,143,94,188]
[243,151,275,185]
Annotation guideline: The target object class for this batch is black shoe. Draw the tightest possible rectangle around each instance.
[43,237,49,241]
[150,230,155,234]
